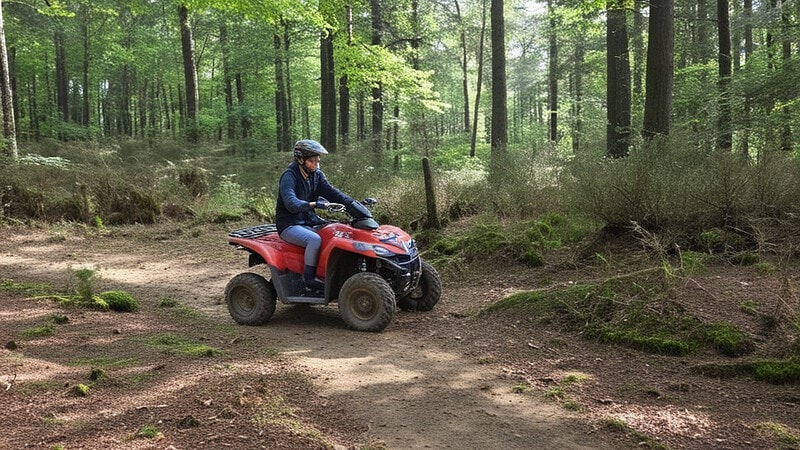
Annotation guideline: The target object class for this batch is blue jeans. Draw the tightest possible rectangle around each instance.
[280,225,322,267]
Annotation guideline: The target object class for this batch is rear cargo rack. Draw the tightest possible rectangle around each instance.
[228,224,278,239]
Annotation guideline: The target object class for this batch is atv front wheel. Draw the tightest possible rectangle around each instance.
[338,272,395,332]
[397,260,441,312]
[224,273,277,326]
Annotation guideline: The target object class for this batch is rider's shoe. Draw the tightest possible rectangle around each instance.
[304,277,325,293]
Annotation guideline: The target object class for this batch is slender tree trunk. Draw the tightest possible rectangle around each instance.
[547,0,557,142]
[274,33,290,151]
[371,0,383,154]
[220,24,235,140]
[716,0,732,151]
[338,3,352,146]
[80,4,90,127]
[0,0,17,158]
[642,0,673,141]
[54,29,69,125]
[572,38,584,154]
[283,24,293,142]
[470,0,487,158]
[607,0,631,156]
[320,28,337,151]
[455,0,470,133]
[632,0,645,102]
[741,0,752,156]
[235,74,249,139]
[779,3,791,151]
[179,5,199,142]
[490,0,508,167]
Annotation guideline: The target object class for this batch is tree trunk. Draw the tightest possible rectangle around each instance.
[455,0,470,133]
[338,4,352,146]
[490,0,508,166]
[54,29,69,125]
[283,24,293,142]
[235,74,249,139]
[741,0,752,156]
[179,5,199,142]
[716,0,732,151]
[632,0,645,101]
[220,24,235,140]
[779,3,791,152]
[642,0,674,141]
[470,0,487,158]
[274,33,290,151]
[80,4,90,127]
[371,0,383,154]
[0,0,17,159]
[547,0,557,143]
[572,38,584,154]
[320,28,337,152]
[606,0,631,156]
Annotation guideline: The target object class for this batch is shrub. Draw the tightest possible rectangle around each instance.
[99,291,139,312]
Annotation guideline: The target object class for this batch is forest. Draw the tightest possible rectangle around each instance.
[0,0,799,250]
[2,2,800,448]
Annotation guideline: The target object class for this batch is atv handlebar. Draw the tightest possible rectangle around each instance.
[325,203,346,214]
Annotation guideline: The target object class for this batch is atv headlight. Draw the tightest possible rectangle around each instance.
[372,245,394,257]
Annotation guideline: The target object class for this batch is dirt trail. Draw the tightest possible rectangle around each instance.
[0,224,623,449]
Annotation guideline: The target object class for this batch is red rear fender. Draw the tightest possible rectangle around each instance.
[228,234,304,273]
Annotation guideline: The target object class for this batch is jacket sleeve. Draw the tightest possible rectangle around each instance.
[316,171,354,206]
[279,171,313,214]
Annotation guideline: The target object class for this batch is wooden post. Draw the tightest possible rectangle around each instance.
[422,157,440,229]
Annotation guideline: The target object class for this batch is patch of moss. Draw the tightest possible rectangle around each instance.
[98,290,139,312]
[142,333,221,358]
[704,322,754,357]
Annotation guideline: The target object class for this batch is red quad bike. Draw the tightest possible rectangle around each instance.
[224,198,442,332]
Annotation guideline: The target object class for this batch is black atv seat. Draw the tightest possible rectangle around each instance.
[228,224,278,239]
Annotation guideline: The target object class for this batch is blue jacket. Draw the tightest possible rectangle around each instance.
[275,161,353,233]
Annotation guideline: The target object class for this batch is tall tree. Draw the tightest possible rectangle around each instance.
[179,4,199,142]
[320,26,336,151]
[606,0,631,156]
[370,0,383,154]
[454,0,470,133]
[275,31,290,151]
[547,0,557,142]
[0,0,16,159]
[716,0,731,151]
[490,0,508,165]
[338,3,352,145]
[642,0,673,141]
[469,0,487,158]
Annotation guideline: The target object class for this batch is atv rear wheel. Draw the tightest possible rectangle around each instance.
[338,272,395,332]
[397,260,441,312]
[224,273,277,326]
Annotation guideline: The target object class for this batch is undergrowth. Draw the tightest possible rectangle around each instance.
[485,270,758,359]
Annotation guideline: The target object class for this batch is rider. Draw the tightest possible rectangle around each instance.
[276,140,355,292]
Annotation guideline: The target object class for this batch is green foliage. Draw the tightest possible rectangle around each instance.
[423,213,594,271]
[20,324,56,340]
[158,295,178,307]
[564,139,800,241]
[692,360,800,384]
[0,279,53,297]
[704,322,755,357]
[98,291,140,312]
[141,333,220,358]
[72,268,99,303]
[135,425,161,439]
[755,422,799,448]
[488,273,757,358]
[73,384,90,397]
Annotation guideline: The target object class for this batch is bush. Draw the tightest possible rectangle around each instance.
[98,291,139,312]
